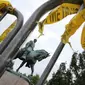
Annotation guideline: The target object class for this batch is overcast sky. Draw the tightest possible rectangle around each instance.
[0,0,84,80]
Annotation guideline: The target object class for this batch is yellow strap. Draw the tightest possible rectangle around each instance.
[68,42,74,52]
[43,3,80,24]
[81,24,85,50]
[38,3,80,37]
[0,20,17,42]
[37,34,44,38]
[61,8,85,44]
[0,0,11,9]
[0,0,14,14]
[0,12,2,14]
[37,21,44,38]
[83,0,85,5]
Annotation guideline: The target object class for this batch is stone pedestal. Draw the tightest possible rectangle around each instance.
[0,71,30,85]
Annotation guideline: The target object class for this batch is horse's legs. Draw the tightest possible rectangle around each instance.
[16,61,25,72]
[30,64,34,76]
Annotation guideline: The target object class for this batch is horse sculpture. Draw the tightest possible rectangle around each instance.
[14,49,50,75]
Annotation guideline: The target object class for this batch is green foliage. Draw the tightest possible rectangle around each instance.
[28,74,40,85]
[47,62,68,85]
[47,51,85,85]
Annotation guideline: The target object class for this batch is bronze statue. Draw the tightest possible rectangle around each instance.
[14,39,37,60]
[14,49,50,76]
[22,39,37,59]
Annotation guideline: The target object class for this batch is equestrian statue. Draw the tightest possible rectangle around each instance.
[14,39,50,75]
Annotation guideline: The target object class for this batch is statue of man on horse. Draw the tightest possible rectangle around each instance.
[14,39,50,75]
[21,39,37,60]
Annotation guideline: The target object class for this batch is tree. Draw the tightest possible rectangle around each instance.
[28,74,40,85]
[74,51,85,85]
[47,62,69,85]
[47,51,85,85]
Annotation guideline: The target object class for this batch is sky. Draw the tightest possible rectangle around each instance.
[0,0,84,80]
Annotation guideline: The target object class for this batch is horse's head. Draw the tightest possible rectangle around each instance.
[37,50,50,61]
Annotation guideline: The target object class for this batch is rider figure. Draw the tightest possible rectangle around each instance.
[22,39,37,60]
